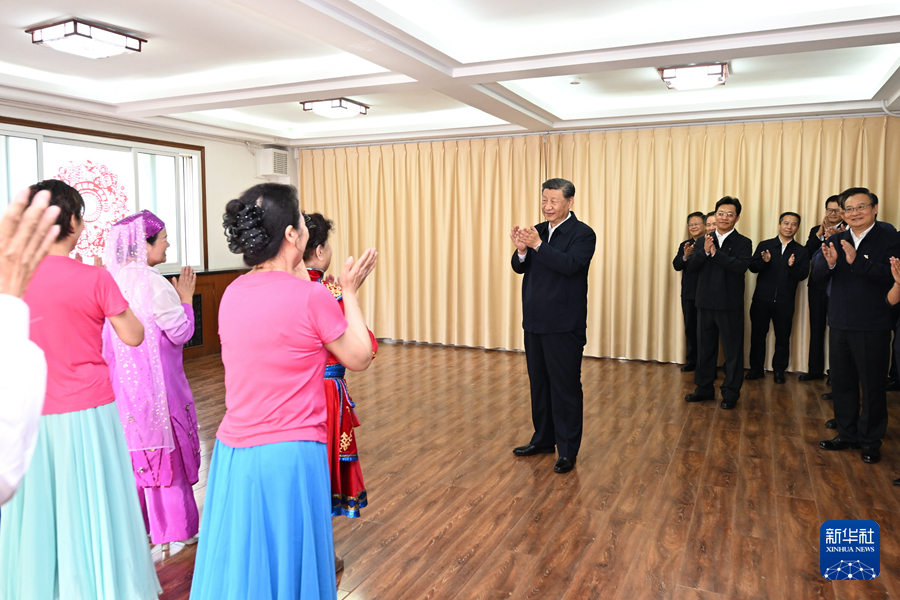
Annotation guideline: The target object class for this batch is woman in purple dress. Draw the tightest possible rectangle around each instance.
[103,210,201,546]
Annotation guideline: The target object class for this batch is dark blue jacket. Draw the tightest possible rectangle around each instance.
[811,223,900,331]
[749,237,809,303]
[673,238,702,300]
[511,213,596,334]
[688,229,752,312]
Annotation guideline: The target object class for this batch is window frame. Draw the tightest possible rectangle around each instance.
[0,117,208,272]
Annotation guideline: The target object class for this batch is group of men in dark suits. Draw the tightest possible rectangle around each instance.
[674,189,900,486]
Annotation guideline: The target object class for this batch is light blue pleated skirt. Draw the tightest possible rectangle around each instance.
[189,440,336,600]
[0,402,162,600]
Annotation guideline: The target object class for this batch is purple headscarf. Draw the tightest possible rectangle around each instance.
[116,209,165,239]
[102,214,174,484]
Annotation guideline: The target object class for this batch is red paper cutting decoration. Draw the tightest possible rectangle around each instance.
[56,160,130,258]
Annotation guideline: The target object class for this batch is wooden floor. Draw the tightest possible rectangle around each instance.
[154,343,900,600]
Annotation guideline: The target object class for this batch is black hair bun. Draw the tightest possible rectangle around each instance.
[223,201,268,255]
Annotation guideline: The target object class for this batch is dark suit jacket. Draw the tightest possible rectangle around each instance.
[673,238,702,300]
[511,212,596,334]
[805,223,844,290]
[811,223,900,331]
[749,237,810,303]
[687,229,752,312]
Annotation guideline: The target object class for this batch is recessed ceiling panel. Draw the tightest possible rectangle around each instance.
[501,45,900,120]
[349,0,900,63]
[175,89,508,138]
[0,1,388,103]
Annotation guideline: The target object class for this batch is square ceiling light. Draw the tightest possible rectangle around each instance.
[658,63,728,90]
[27,19,145,59]
[302,98,368,119]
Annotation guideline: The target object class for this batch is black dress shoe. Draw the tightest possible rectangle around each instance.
[744,370,764,380]
[861,446,881,464]
[680,363,696,372]
[685,392,714,402]
[774,372,786,384]
[554,456,576,473]
[825,419,836,430]
[822,392,834,400]
[720,399,737,410]
[799,372,824,381]
[512,444,554,457]
[819,436,861,451]
[893,477,900,486]
[887,379,900,391]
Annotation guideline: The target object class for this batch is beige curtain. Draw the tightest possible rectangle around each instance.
[298,116,900,370]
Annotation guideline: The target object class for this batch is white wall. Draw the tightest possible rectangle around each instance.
[0,105,285,271]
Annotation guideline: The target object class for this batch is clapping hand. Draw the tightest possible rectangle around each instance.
[683,242,694,259]
[510,226,527,253]
[516,226,541,250]
[825,223,845,239]
[172,266,196,304]
[822,242,838,268]
[0,189,60,298]
[761,249,771,263]
[840,239,856,265]
[788,253,795,267]
[891,257,900,287]
[338,248,377,295]
[704,234,716,256]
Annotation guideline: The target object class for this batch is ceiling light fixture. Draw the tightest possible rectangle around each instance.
[27,19,145,59]
[301,98,368,119]
[658,63,728,90]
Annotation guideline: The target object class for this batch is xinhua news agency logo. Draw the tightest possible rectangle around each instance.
[820,520,880,580]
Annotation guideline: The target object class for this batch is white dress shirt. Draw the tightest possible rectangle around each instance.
[0,294,47,506]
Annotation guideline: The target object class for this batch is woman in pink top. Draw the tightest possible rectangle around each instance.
[190,183,376,600]
[103,210,202,548]
[0,180,162,600]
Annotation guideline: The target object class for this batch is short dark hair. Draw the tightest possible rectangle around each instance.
[223,183,301,267]
[715,196,741,216]
[303,213,334,261]
[839,187,878,208]
[779,211,801,226]
[542,178,575,199]
[27,179,85,242]
[147,231,161,245]
[824,195,841,208]
[687,211,704,224]
[706,211,716,219]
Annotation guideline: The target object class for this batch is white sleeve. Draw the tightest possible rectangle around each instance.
[150,271,188,332]
[0,295,47,506]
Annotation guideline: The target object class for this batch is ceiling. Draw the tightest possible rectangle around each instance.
[4,0,900,147]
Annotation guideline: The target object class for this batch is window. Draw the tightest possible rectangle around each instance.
[0,126,203,273]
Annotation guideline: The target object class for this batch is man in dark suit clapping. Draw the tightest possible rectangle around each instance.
[672,211,706,372]
[685,197,753,409]
[510,178,596,474]
[745,212,810,384]
[800,195,845,381]
[815,188,900,464]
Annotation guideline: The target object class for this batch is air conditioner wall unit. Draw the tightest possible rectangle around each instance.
[257,148,290,178]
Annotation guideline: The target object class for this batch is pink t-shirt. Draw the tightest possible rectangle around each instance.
[216,271,348,448]
[24,256,130,415]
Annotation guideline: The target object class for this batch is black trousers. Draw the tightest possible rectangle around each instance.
[694,308,744,402]
[524,329,586,458]
[807,286,828,375]
[748,298,795,373]
[681,297,698,366]
[830,328,890,447]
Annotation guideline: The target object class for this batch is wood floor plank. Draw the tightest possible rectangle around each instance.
[677,485,737,594]
[773,435,814,499]
[728,535,782,600]
[677,405,717,452]
[732,456,776,540]
[774,496,835,600]
[701,427,741,489]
